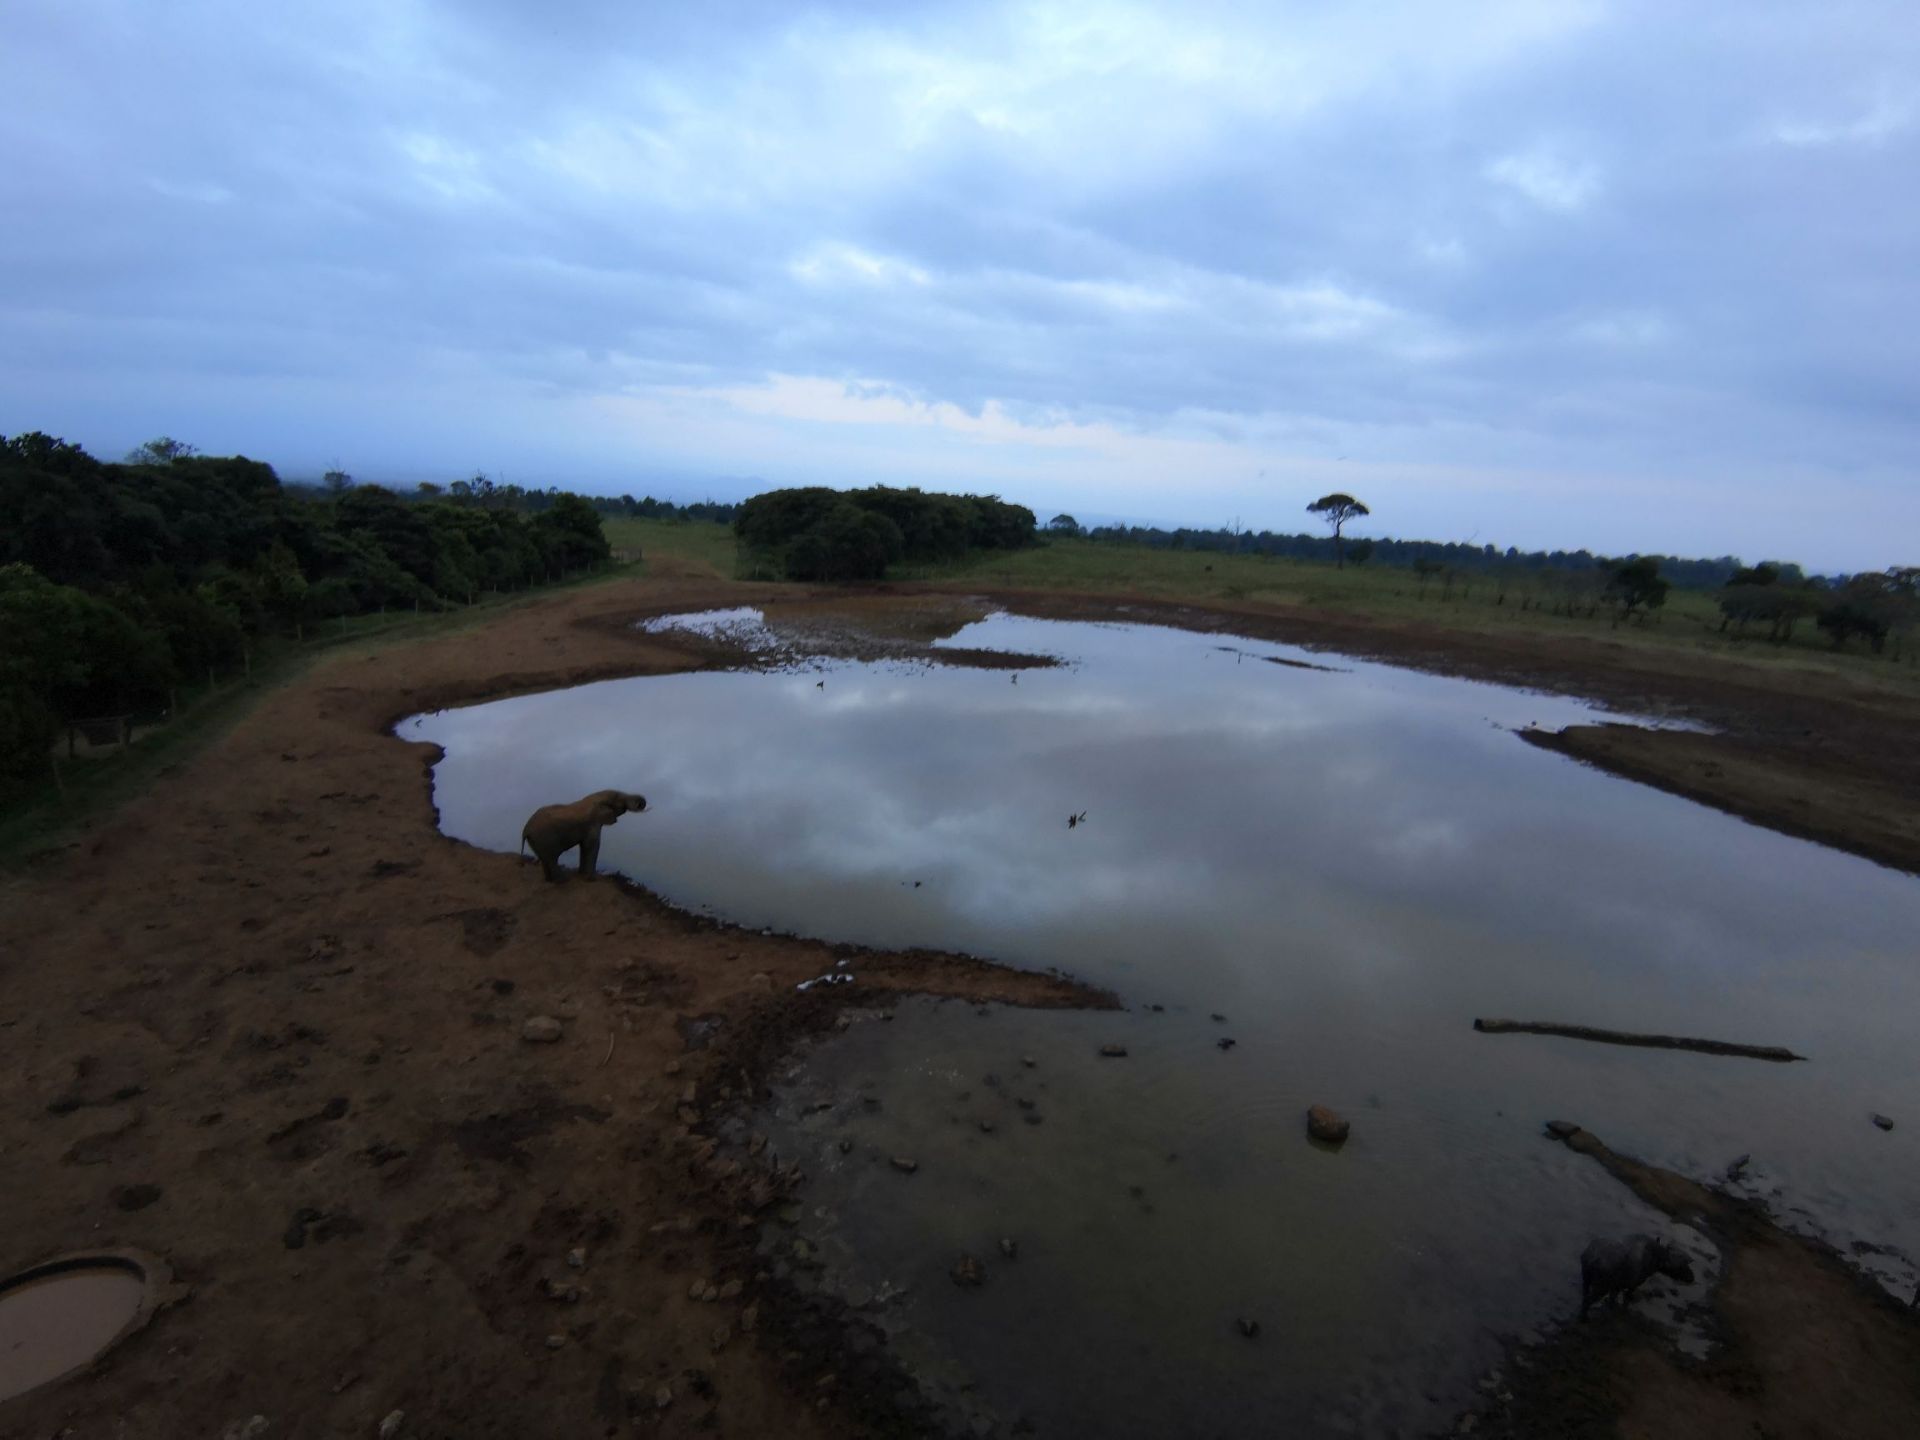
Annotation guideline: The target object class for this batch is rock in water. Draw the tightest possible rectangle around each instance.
[521,1016,564,1043]
[1871,1113,1895,1131]
[1306,1105,1350,1144]
[950,1254,986,1287]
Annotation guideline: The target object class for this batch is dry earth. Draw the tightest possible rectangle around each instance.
[2,570,1915,1439]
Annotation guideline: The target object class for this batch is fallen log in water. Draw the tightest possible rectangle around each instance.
[1473,1017,1805,1063]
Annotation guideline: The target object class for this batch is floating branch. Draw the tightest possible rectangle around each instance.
[1473,1017,1804,1063]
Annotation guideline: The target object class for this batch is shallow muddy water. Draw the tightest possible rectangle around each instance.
[412,612,1920,1437]
[0,1264,145,1400]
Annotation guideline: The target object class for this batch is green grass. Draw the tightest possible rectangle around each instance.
[896,538,1920,695]
[603,516,740,577]
[600,523,1918,694]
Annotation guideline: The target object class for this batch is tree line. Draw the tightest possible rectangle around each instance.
[1,433,612,788]
[1044,512,1759,591]
[294,466,738,526]
[734,486,1036,581]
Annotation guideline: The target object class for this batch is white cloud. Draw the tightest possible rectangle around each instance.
[1771,91,1913,147]
[1570,310,1673,347]
[1484,146,1600,212]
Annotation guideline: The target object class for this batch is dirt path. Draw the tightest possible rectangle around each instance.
[2,574,1914,1439]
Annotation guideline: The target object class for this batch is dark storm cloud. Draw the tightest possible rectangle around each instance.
[2,0,1916,565]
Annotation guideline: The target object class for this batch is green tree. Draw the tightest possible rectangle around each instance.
[127,436,197,465]
[1604,557,1670,619]
[0,564,171,778]
[781,503,904,582]
[1345,538,1375,566]
[1047,513,1082,536]
[1306,493,1370,568]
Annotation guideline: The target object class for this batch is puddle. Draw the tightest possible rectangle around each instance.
[410,610,1920,1436]
[0,1262,146,1400]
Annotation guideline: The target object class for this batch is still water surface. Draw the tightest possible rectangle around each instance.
[412,612,1920,1437]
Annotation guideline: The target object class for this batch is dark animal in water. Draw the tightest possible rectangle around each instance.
[1580,1234,1695,1316]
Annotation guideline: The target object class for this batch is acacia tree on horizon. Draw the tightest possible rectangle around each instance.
[1307,492,1370,568]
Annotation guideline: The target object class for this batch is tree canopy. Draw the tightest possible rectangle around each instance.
[1306,492,1371,568]
[0,432,612,787]
[734,485,1035,582]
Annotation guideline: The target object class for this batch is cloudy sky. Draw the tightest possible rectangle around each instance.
[3,1,1916,568]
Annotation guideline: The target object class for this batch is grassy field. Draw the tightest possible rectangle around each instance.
[626,520,1919,696]
[604,516,739,577]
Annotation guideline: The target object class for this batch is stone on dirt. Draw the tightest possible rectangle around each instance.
[1871,1113,1894,1131]
[1099,1043,1129,1058]
[890,1156,919,1174]
[950,1254,986,1287]
[999,1237,1018,1260]
[377,1412,404,1439]
[521,1016,564,1043]
[1307,1105,1350,1144]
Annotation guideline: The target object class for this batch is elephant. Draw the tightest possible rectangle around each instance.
[520,789,647,882]
[1579,1234,1694,1316]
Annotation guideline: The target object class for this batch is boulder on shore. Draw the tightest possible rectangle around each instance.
[1306,1105,1350,1145]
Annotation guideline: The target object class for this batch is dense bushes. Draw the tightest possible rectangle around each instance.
[0,432,611,783]
[1718,563,1916,653]
[734,485,1034,581]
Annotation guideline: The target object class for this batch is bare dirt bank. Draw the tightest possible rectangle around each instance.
[2,573,1913,1439]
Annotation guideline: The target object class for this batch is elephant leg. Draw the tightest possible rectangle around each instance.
[579,830,601,878]
[533,839,566,883]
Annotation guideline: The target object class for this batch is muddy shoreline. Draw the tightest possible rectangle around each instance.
[2,572,1914,1437]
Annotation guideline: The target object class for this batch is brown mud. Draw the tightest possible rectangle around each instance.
[1,571,1914,1437]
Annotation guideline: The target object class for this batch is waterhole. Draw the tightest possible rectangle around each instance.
[0,1261,147,1401]
[411,611,1920,1437]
